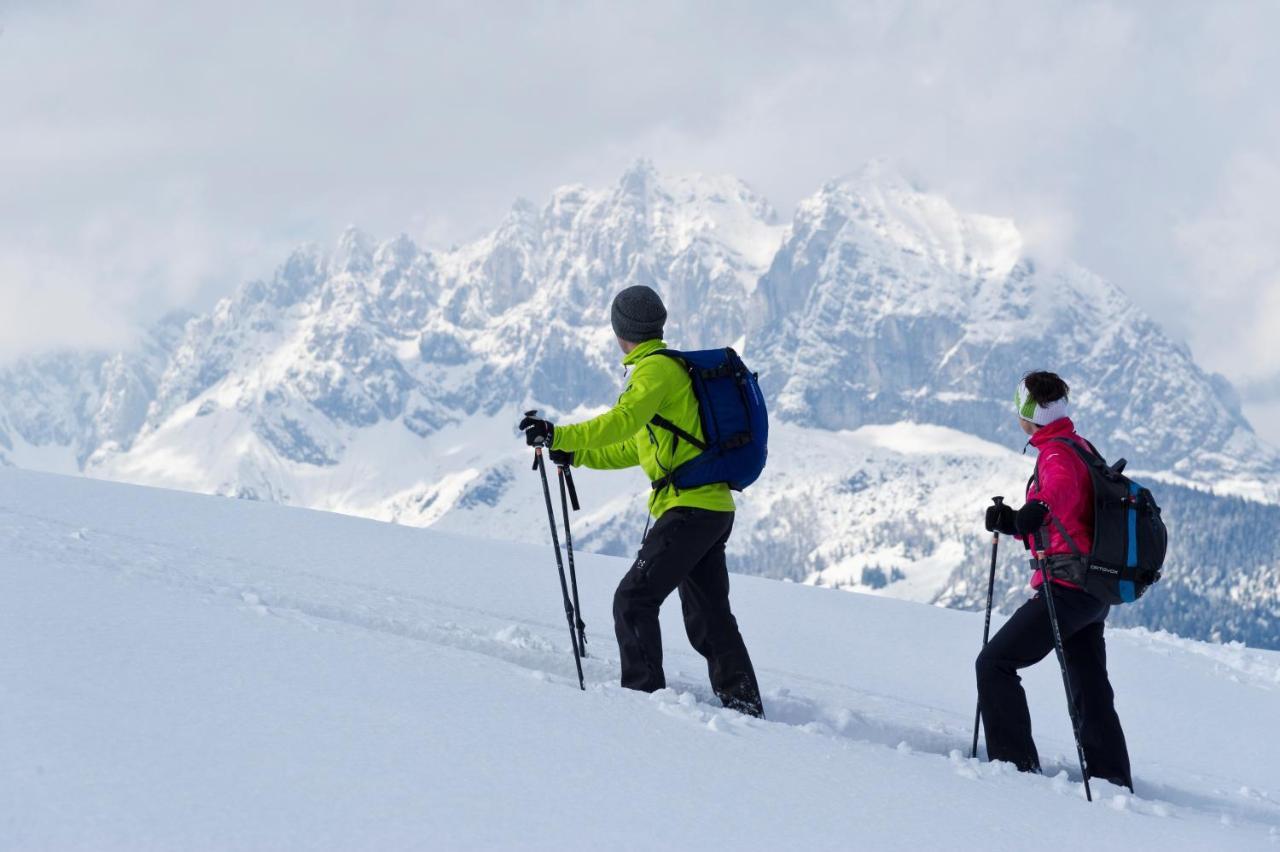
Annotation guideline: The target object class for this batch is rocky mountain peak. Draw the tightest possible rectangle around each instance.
[332,226,377,276]
[3,160,1277,647]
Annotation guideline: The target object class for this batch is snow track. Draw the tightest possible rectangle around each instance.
[3,468,1278,849]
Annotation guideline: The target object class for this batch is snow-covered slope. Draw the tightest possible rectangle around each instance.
[2,161,1277,649]
[2,468,1278,849]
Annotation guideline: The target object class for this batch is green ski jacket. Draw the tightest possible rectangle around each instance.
[551,339,735,518]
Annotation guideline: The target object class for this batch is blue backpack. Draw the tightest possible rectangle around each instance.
[644,348,769,493]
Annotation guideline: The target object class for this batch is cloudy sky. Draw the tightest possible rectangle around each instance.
[2,1,1278,439]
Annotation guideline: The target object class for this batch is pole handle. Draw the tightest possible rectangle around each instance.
[989,496,1005,541]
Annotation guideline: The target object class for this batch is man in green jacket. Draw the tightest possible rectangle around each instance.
[518,285,764,717]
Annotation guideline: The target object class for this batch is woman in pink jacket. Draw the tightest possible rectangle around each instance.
[977,371,1132,791]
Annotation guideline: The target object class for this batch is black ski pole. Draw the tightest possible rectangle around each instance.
[971,495,1004,759]
[527,417,585,691]
[557,462,587,657]
[1035,532,1092,802]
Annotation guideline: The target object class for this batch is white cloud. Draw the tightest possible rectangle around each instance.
[1,0,1278,440]
[1172,152,1280,444]
[1175,154,1280,371]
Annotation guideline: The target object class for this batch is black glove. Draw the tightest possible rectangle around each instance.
[985,503,1017,535]
[1014,500,1050,536]
[549,448,574,467]
[518,415,554,447]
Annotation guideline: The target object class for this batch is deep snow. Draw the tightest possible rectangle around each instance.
[2,467,1278,849]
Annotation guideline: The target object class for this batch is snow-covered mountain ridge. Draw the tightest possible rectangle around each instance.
[2,161,1277,648]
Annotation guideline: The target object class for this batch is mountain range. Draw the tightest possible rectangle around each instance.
[2,160,1276,647]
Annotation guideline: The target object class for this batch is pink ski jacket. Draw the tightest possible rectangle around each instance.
[1022,417,1095,590]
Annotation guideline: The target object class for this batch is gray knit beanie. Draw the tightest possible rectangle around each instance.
[610,285,667,343]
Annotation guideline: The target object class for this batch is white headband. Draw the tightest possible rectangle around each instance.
[1015,382,1069,426]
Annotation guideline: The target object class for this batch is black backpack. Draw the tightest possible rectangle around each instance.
[1034,437,1167,604]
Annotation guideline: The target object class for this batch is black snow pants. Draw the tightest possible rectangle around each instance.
[976,584,1133,791]
[613,507,764,717]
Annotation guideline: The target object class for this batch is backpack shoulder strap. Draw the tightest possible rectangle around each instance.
[1049,435,1104,465]
[640,349,709,451]
[640,348,684,365]
[649,414,708,451]
[1049,515,1087,559]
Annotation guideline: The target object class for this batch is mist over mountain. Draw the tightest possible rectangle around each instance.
[2,161,1276,647]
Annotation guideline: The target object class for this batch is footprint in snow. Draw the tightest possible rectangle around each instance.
[494,625,556,653]
[239,591,270,616]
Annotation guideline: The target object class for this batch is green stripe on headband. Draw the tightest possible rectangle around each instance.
[1015,386,1037,420]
